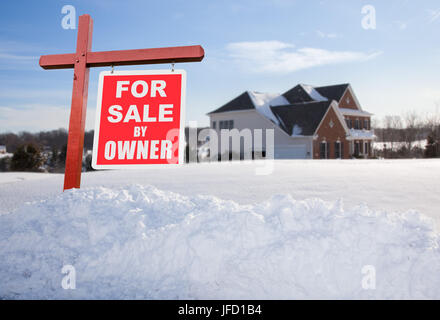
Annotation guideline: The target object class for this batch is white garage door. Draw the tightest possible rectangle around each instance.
[290,145,307,159]
[275,145,307,159]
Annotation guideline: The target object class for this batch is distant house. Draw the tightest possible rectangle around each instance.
[0,145,6,154]
[207,83,375,159]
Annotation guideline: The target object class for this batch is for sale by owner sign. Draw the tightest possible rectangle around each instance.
[92,69,186,169]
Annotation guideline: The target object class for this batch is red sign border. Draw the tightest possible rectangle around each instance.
[91,69,187,169]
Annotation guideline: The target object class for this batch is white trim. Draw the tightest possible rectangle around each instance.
[92,69,187,170]
[207,108,256,116]
[339,108,373,117]
[342,85,363,111]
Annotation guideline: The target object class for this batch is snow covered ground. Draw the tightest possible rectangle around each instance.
[373,140,427,151]
[1,159,440,299]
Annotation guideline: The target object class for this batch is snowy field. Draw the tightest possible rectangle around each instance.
[1,159,440,299]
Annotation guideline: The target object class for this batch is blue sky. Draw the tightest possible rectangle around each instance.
[0,0,439,132]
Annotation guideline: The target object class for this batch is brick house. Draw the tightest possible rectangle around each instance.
[207,83,375,159]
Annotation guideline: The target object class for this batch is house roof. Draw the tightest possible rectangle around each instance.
[282,85,315,104]
[314,84,349,102]
[207,91,254,114]
[270,101,333,136]
[207,83,366,138]
[209,83,350,115]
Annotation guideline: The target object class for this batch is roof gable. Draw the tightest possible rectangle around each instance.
[208,91,254,114]
[282,85,315,104]
[209,83,351,115]
[270,101,332,136]
[314,84,349,102]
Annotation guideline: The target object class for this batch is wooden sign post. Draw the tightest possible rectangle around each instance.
[39,14,204,191]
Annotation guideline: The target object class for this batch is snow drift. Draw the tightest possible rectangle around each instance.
[1,184,439,299]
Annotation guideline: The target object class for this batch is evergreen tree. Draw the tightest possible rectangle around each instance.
[10,144,43,171]
[424,136,439,158]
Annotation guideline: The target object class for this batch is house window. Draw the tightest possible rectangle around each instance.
[364,142,369,155]
[349,119,353,129]
[345,119,350,127]
[354,142,360,156]
[212,121,216,129]
[354,119,360,129]
[335,141,342,159]
[320,142,330,159]
[219,120,234,130]
[363,119,369,130]
[320,142,326,159]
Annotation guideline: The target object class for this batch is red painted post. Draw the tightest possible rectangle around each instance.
[63,14,93,190]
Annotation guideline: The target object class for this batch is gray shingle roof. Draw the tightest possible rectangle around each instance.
[314,84,349,102]
[270,101,332,136]
[282,85,315,104]
[208,91,254,114]
[207,84,350,136]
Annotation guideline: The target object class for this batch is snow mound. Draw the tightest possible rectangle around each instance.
[292,124,303,136]
[300,84,328,102]
[247,91,290,125]
[1,184,440,299]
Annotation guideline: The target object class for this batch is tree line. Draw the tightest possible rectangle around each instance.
[0,129,95,172]
[372,110,440,158]
[0,110,439,173]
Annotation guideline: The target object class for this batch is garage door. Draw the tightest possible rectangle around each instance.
[290,145,307,159]
[275,145,307,159]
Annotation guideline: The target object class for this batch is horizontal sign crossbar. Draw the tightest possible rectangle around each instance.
[39,45,205,70]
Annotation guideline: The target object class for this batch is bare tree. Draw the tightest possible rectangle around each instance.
[402,111,420,151]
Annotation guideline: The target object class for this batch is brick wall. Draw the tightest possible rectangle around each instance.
[313,107,349,159]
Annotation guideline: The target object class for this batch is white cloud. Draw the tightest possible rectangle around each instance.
[226,40,382,74]
[316,30,340,38]
[0,104,96,133]
[0,89,71,100]
[428,9,440,23]
[0,53,37,60]
[393,21,408,30]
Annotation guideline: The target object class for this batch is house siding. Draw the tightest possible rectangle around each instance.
[209,110,313,159]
